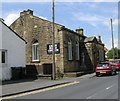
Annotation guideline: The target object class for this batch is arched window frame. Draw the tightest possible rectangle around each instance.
[76,41,80,60]
[32,40,39,62]
[68,39,73,60]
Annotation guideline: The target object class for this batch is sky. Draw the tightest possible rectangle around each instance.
[0,0,119,50]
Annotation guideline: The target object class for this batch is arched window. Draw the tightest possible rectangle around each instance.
[32,40,39,61]
[76,41,79,60]
[68,39,72,60]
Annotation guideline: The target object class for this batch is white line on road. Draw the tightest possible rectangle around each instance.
[86,93,97,99]
[86,83,116,99]
[1,81,80,100]
[106,85,113,90]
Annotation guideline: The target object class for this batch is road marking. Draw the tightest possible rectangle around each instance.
[86,83,116,99]
[106,85,113,90]
[86,93,97,99]
[1,81,79,100]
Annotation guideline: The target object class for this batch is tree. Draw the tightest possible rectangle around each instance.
[107,47,120,59]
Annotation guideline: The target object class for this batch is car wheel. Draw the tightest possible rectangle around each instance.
[114,70,117,75]
[111,70,114,76]
[96,74,99,77]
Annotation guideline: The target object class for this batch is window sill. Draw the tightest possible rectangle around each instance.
[76,60,80,61]
[68,60,73,61]
[32,60,40,63]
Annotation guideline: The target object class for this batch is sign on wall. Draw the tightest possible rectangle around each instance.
[47,43,60,54]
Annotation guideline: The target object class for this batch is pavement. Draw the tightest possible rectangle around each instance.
[1,72,95,97]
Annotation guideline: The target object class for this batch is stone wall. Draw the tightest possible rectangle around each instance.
[84,37,105,71]
[10,10,65,76]
[62,28,83,72]
[10,9,105,77]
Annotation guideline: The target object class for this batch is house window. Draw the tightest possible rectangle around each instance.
[76,42,79,60]
[0,50,7,64]
[68,40,73,60]
[99,50,104,62]
[2,51,6,63]
[32,40,39,61]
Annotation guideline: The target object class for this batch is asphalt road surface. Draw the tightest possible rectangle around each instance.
[7,73,119,99]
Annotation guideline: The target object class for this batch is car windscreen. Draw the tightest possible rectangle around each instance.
[111,60,120,64]
[97,63,109,67]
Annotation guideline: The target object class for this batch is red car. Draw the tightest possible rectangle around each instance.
[110,59,120,70]
[96,62,116,76]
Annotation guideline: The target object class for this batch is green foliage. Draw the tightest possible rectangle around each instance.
[107,47,120,59]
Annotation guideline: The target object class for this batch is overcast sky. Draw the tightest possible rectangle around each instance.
[1,0,119,50]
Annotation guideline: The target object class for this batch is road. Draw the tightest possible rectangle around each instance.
[5,73,119,99]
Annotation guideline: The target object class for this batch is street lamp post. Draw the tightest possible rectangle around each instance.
[52,0,56,80]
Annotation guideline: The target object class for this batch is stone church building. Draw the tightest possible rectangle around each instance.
[10,9,105,78]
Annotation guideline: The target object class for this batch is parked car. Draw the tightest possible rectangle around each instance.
[110,59,120,71]
[96,62,116,76]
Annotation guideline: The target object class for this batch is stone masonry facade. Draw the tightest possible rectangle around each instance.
[10,9,105,77]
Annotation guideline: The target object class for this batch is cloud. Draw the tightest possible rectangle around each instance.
[114,38,118,48]
[95,0,118,1]
[85,3,98,9]
[38,16,48,20]
[113,19,118,26]
[4,12,48,26]
[105,37,118,50]
[73,12,102,22]
[103,19,118,29]
[73,12,118,28]
[73,12,109,27]
[105,38,118,50]
[1,0,119,2]
[4,13,19,26]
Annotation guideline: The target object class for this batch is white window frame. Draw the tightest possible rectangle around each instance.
[68,40,73,60]
[32,42,39,62]
[76,42,79,60]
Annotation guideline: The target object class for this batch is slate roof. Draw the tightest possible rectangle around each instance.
[84,36,104,46]
[84,37,96,43]
[10,9,86,38]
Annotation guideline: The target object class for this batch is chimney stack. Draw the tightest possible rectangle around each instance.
[20,9,33,16]
[76,28,84,36]
[98,35,102,43]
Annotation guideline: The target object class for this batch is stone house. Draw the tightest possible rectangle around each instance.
[10,9,105,77]
[84,36,105,70]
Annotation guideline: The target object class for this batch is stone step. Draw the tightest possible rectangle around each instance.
[37,74,52,80]
[64,72,84,77]
[64,70,94,77]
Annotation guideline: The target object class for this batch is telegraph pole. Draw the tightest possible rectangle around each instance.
[110,18,115,59]
[52,0,56,80]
